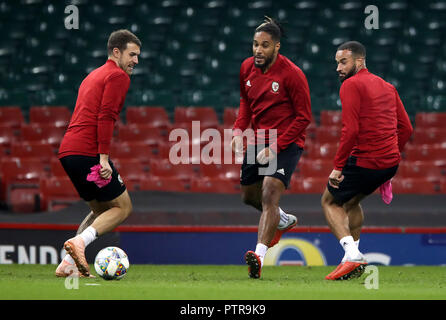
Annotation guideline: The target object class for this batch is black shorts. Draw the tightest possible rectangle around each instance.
[327,156,398,205]
[59,155,126,202]
[240,143,303,189]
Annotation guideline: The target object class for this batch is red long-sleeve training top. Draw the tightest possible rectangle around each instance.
[58,59,130,158]
[233,54,312,153]
[334,68,413,170]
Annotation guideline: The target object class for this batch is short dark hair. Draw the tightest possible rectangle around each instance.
[107,29,141,56]
[255,16,284,42]
[337,41,366,58]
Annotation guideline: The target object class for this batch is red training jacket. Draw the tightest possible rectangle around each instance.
[58,59,130,158]
[334,68,413,170]
[233,54,312,153]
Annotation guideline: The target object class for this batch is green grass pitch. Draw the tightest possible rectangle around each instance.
[1,264,445,300]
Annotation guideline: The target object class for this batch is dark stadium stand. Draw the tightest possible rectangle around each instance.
[0,0,446,212]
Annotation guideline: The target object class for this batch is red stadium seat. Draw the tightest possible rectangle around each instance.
[10,142,55,163]
[0,106,24,129]
[139,176,188,192]
[223,107,238,128]
[9,189,41,213]
[405,145,446,162]
[314,126,342,144]
[200,163,241,182]
[125,106,171,129]
[50,158,67,177]
[40,176,78,211]
[396,161,444,181]
[190,177,240,193]
[174,106,219,128]
[320,110,342,127]
[412,128,446,145]
[117,124,164,146]
[392,178,439,194]
[440,179,446,193]
[109,141,155,167]
[112,158,147,191]
[148,158,196,182]
[21,124,66,148]
[415,112,446,129]
[0,157,48,209]
[0,125,18,148]
[298,159,333,178]
[29,106,71,128]
[289,177,327,194]
[306,142,339,160]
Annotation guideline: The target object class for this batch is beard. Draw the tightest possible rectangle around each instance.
[254,49,276,71]
[338,65,357,82]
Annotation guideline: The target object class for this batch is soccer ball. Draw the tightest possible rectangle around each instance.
[94,246,129,280]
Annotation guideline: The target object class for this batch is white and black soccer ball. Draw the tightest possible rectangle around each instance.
[94,247,129,280]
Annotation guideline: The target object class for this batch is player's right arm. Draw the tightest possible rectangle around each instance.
[333,80,361,171]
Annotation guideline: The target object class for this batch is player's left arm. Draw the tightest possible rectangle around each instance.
[394,89,413,153]
[270,68,312,153]
[97,72,130,178]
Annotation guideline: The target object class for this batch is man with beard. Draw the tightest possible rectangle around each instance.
[231,17,312,279]
[55,29,141,278]
[321,41,413,280]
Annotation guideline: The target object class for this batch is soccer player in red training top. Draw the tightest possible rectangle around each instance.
[231,17,312,279]
[321,41,413,280]
[55,30,141,278]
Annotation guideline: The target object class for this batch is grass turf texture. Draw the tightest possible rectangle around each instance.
[1,264,445,300]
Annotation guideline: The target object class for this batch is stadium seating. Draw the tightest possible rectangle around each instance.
[174,106,220,129]
[117,124,164,146]
[112,158,147,191]
[190,177,240,193]
[415,112,446,128]
[125,106,171,129]
[1,0,446,201]
[298,159,333,178]
[0,106,24,129]
[0,125,19,148]
[20,124,66,148]
[0,157,47,212]
[40,176,79,211]
[10,142,55,163]
[29,105,71,128]
[411,128,446,145]
[392,178,440,194]
[49,158,66,177]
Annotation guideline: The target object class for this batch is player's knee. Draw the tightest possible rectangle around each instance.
[241,191,255,207]
[321,188,336,208]
[122,200,132,219]
[261,184,280,207]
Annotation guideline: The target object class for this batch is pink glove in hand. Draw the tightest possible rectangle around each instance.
[86,164,112,188]
[379,180,393,204]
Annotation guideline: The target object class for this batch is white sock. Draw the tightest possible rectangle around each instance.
[78,226,98,247]
[341,238,360,262]
[340,236,361,261]
[277,207,289,229]
[255,243,268,267]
